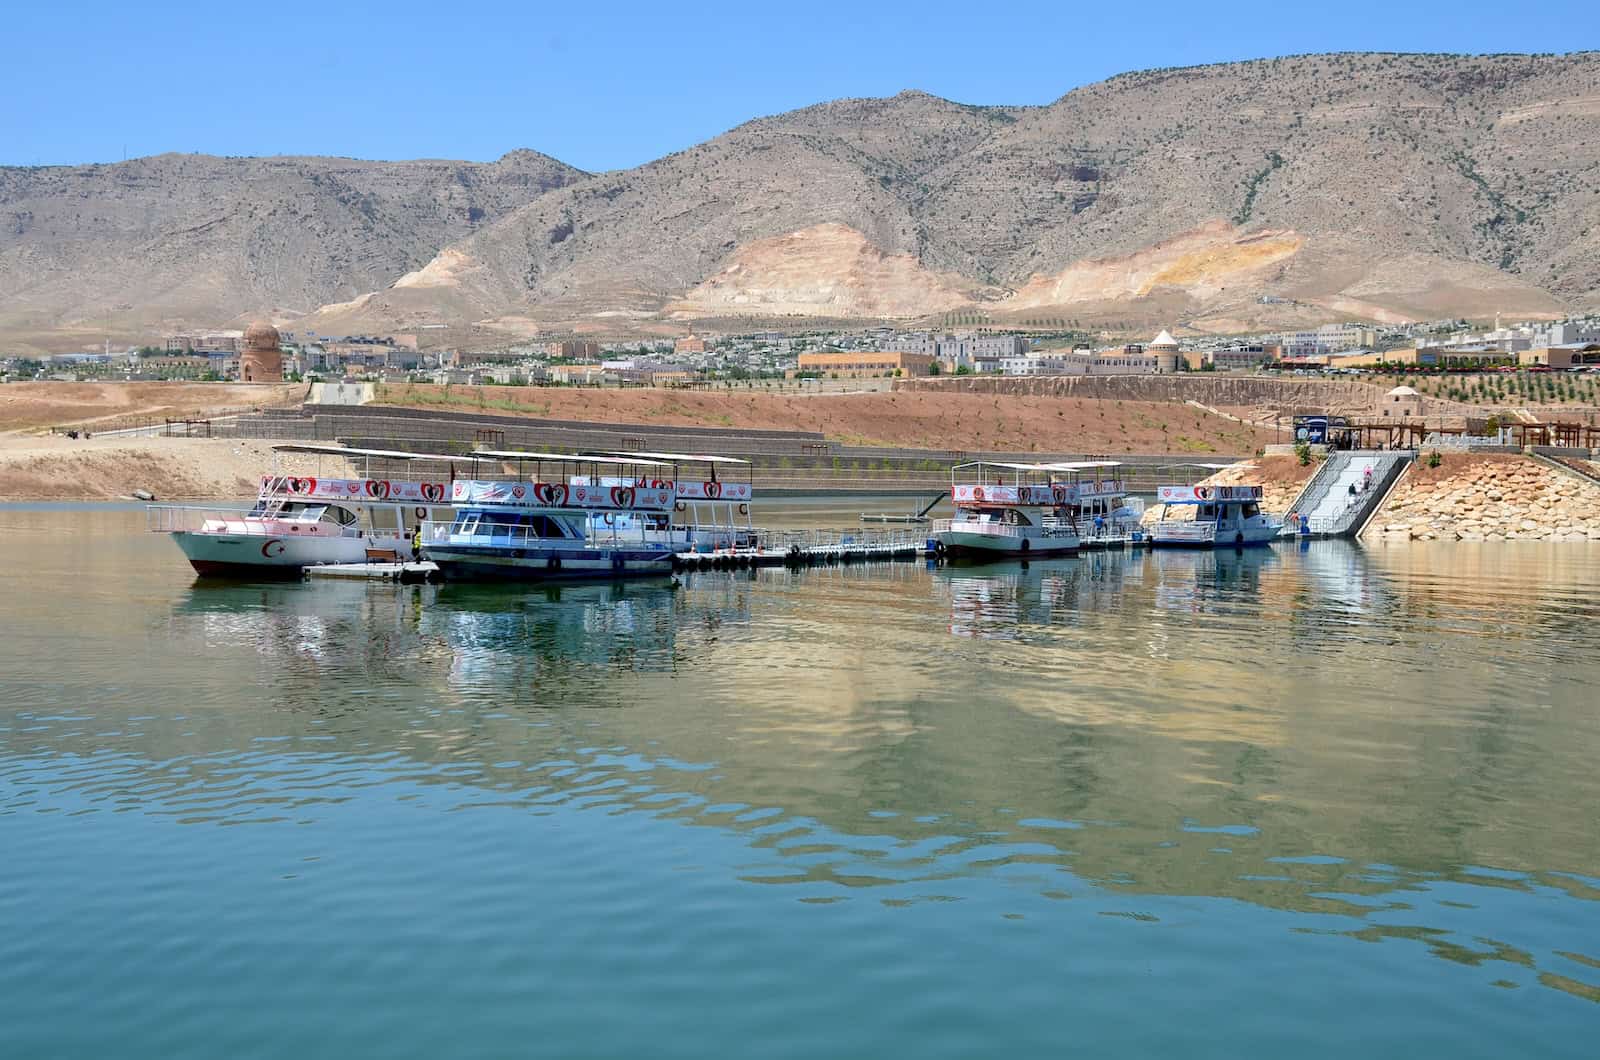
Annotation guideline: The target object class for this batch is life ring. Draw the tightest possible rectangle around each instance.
[674,501,687,513]
[601,512,615,526]
[738,503,749,516]
[414,506,428,520]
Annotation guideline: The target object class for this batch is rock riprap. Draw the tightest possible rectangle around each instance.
[1364,455,1600,543]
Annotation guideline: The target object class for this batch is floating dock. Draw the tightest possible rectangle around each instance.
[673,528,926,570]
[305,561,442,583]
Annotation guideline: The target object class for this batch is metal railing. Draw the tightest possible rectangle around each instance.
[145,503,365,538]
[1150,520,1217,543]
[928,519,1022,538]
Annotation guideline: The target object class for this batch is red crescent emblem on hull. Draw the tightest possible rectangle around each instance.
[261,538,287,558]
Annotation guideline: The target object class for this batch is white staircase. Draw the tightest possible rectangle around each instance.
[1303,455,1383,533]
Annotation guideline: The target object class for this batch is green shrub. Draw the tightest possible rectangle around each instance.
[1294,442,1312,466]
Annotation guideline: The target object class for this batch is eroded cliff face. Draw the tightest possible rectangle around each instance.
[1365,455,1600,542]
[666,224,978,318]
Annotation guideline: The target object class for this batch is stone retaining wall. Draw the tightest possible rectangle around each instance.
[894,374,1477,419]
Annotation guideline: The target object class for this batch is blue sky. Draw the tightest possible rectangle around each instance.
[3,0,1594,170]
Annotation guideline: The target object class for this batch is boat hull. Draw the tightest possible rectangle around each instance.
[1150,526,1280,548]
[935,531,1079,558]
[425,543,675,582]
[172,530,369,577]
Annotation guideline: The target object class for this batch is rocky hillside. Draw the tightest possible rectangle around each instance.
[314,52,1600,339]
[0,151,584,351]
[6,52,1600,350]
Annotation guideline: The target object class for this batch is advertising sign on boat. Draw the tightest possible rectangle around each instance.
[1053,480,1125,502]
[1157,484,1262,503]
[952,484,1056,505]
[676,481,753,501]
[451,479,675,510]
[262,476,450,504]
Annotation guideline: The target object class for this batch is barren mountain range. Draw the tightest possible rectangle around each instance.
[4,52,1599,353]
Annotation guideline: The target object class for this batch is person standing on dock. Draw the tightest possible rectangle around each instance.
[411,524,423,561]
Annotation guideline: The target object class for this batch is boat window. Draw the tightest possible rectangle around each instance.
[454,513,480,535]
[299,505,328,521]
[1199,504,1216,519]
[1008,510,1034,526]
[1243,502,1260,518]
[327,506,359,527]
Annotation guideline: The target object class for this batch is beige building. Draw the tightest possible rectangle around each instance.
[793,351,935,378]
[1519,344,1600,369]
[674,334,708,355]
[1148,330,1181,373]
[555,339,602,360]
[548,363,607,385]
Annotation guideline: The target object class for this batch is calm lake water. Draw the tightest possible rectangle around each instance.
[3,501,1599,1057]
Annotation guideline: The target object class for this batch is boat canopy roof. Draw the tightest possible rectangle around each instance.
[1044,460,1123,471]
[586,450,749,465]
[271,443,479,462]
[471,450,675,467]
[952,460,1061,472]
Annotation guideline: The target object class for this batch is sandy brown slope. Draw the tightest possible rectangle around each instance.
[372,384,1275,454]
[0,382,304,431]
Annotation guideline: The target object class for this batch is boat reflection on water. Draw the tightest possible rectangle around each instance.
[172,576,695,696]
[933,552,1145,639]
[430,580,688,691]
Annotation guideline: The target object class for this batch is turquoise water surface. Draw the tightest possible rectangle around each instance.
[2,503,1598,1057]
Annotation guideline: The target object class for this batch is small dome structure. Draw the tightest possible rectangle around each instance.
[1149,328,1180,372]
[240,320,283,382]
[1387,385,1420,397]
[243,321,281,349]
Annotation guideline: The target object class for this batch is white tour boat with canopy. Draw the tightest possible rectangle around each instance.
[1049,461,1147,546]
[421,451,681,581]
[147,444,472,578]
[930,460,1082,558]
[584,450,758,552]
[1149,482,1282,548]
